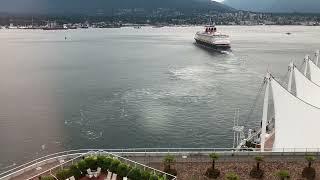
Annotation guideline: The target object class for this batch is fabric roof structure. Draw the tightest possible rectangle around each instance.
[308,60,320,86]
[270,77,320,150]
[293,66,320,108]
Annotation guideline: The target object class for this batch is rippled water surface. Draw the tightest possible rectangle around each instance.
[0,26,320,168]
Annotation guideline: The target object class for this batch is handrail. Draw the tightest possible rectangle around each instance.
[26,153,86,180]
[0,149,88,177]
[23,151,175,180]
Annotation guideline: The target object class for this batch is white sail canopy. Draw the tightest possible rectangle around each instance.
[309,60,320,86]
[270,77,320,150]
[293,67,320,108]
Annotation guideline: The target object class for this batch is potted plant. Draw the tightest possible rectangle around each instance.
[84,156,97,170]
[128,167,142,180]
[163,154,177,177]
[69,164,82,179]
[116,163,130,179]
[276,170,290,180]
[77,159,88,175]
[101,156,113,172]
[205,153,220,179]
[302,155,316,179]
[225,172,240,180]
[56,168,71,180]
[96,155,106,168]
[40,176,55,180]
[141,170,152,180]
[250,156,264,178]
[149,174,160,180]
[109,159,121,172]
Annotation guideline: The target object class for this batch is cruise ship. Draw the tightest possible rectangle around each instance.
[194,25,231,50]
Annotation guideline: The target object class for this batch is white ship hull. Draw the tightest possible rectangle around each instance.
[194,31,231,50]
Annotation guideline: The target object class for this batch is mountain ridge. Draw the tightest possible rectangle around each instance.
[0,0,235,15]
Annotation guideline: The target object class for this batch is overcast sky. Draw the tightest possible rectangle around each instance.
[223,0,320,12]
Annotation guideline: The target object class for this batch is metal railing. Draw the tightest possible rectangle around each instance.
[0,149,178,180]
[0,149,89,179]
[25,151,176,180]
[2,148,320,180]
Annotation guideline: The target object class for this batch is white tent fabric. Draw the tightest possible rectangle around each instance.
[270,78,320,150]
[308,60,320,86]
[293,67,320,108]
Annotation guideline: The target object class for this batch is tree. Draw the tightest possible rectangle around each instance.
[250,156,264,178]
[254,156,264,170]
[276,170,290,180]
[302,155,316,179]
[163,155,175,170]
[225,172,240,180]
[163,154,177,177]
[209,153,219,170]
[306,156,316,168]
[205,153,220,179]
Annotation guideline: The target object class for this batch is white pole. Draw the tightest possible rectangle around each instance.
[261,73,270,152]
[304,55,309,76]
[233,110,236,148]
[316,50,319,66]
[288,62,293,93]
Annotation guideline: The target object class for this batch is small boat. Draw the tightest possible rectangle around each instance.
[133,26,141,29]
[286,32,292,35]
[194,25,231,50]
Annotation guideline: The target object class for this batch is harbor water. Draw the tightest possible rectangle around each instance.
[0,26,319,169]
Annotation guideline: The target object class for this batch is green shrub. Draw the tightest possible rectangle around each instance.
[141,170,151,180]
[158,176,167,180]
[109,159,121,172]
[56,169,71,180]
[77,160,88,174]
[163,155,175,169]
[225,172,240,180]
[116,163,130,177]
[276,170,290,180]
[40,176,55,180]
[101,156,113,172]
[69,164,82,179]
[128,167,142,180]
[97,155,106,168]
[149,174,159,180]
[85,156,97,170]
